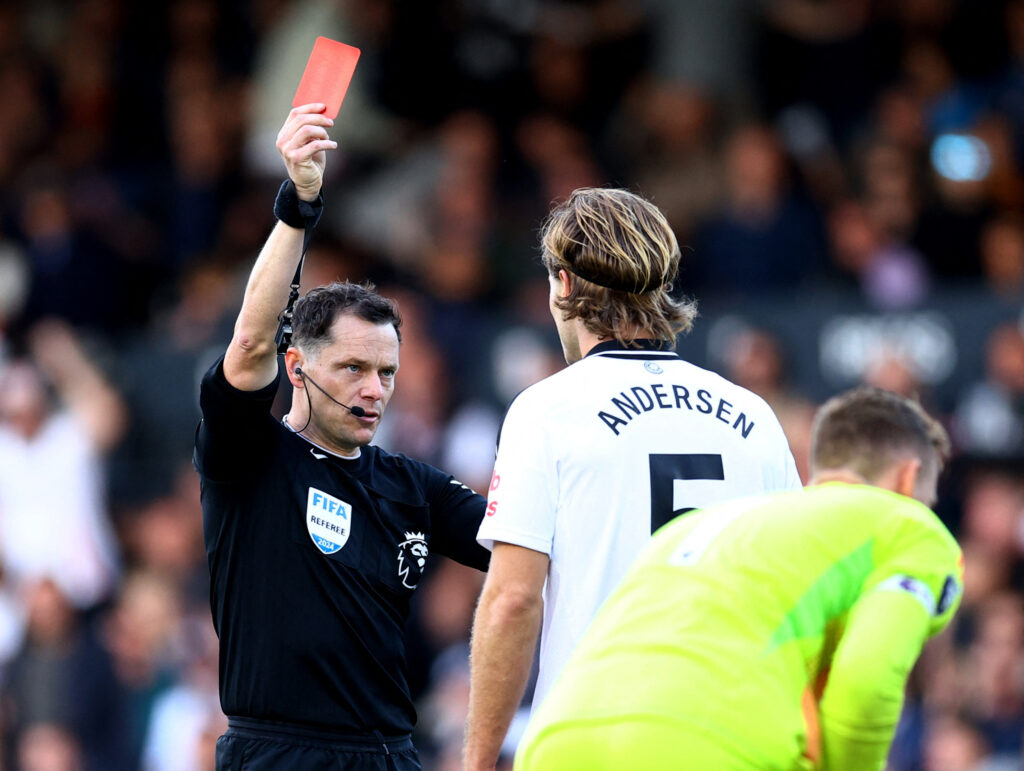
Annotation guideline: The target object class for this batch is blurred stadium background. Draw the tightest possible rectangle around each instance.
[0,0,1023,769]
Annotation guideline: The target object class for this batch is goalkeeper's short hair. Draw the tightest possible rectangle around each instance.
[810,386,949,482]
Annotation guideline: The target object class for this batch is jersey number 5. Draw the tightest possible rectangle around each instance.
[648,453,724,533]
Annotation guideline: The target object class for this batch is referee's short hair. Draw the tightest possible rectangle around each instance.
[540,187,697,348]
[810,386,950,482]
[292,281,402,356]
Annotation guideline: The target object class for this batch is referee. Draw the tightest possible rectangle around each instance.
[194,105,490,770]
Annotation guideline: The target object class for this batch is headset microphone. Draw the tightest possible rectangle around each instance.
[294,367,367,418]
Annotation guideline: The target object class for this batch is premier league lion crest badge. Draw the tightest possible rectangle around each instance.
[397,531,429,589]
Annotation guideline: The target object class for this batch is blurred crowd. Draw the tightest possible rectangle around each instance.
[0,0,1023,769]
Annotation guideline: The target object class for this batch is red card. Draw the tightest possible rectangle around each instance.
[292,37,361,120]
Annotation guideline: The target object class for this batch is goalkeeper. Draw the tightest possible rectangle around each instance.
[516,386,962,771]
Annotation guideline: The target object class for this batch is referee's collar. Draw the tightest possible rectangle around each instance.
[585,339,679,360]
[282,416,362,461]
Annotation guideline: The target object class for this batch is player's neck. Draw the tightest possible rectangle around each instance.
[808,470,867,488]
[577,325,658,358]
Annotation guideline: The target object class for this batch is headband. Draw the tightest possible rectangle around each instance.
[562,257,661,294]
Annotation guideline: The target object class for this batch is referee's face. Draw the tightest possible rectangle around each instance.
[303,314,400,455]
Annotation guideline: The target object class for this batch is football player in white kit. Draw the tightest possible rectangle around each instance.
[463,187,802,771]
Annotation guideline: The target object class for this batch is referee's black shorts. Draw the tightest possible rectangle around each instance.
[216,717,422,771]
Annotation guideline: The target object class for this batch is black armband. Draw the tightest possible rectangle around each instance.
[274,179,324,229]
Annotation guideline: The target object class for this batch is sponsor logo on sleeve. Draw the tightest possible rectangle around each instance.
[306,487,352,554]
[877,574,936,614]
[485,473,500,516]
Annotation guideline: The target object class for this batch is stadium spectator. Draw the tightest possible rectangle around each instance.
[606,80,723,244]
[953,323,1024,456]
[693,124,827,295]
[101,571,184,767]
[827,197,931,309]
[0,320,124,608]
[979,214,1024,298]
[3,579,129,770]
[962,593,1024,759]
[140,615,221,771]
[959,469,1024,569]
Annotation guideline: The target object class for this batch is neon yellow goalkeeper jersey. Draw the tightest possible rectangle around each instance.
[516,483,963,771]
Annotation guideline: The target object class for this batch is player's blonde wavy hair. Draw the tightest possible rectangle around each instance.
[541,188,697,348]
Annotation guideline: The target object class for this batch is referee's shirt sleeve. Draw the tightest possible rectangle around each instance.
[426,474,491,571]
[476,387,557,555]
[193,356,279,482]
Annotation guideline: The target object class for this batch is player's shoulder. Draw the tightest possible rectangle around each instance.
[504,365,580,412]
[818,484,958,550]
[673,359,779,415]
[671,360,792,450]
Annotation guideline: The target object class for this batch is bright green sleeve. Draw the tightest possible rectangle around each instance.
[818,589,930,771]
[819,518,962,771]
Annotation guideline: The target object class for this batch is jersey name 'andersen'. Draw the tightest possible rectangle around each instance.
[597,382,755,438]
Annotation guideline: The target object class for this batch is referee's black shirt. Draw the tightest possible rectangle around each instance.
[194,358,490,735]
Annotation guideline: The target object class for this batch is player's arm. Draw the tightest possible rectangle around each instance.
[818,573,956,771]
[465,542,549,771]
[223,104,336,392]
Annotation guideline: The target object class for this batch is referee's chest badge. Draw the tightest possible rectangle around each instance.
[306,487,352,554]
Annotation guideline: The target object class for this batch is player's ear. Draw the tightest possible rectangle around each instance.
[892,457,921,499]
[557,269,572,298]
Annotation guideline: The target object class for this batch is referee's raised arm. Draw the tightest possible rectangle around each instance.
[223,104,336,392]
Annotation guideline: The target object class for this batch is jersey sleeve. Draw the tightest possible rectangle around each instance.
[818,589,930,771]
[863,517,963,637]
[193,356,280,482]
[425,470,490,571]
[818,517,963,770]
[476,387,558,555]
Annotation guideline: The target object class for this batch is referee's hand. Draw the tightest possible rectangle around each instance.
[276,104,337,201]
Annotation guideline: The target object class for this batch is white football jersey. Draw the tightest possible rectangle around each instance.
[477,340,801,708]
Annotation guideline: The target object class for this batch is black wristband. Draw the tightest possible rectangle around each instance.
[274,179,324,229]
